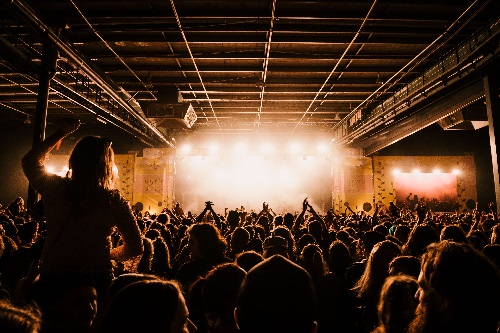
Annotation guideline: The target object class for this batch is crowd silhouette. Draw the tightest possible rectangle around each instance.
[0,119,500,333]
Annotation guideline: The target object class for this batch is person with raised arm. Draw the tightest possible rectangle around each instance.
[19,118,143,303]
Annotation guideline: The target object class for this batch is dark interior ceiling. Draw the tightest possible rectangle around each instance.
[0,0,499,154]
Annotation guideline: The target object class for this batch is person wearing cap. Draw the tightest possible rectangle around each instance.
[234,254,317,333]
[262,235,288,258]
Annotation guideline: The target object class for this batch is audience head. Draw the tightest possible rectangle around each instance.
[327,240,354,280]
[262,235,288,258]
[230,227,250,256]
[283,212,295,230]
[101,273,158,307]
[376,274,419,333]
[307,220,323,241]
[0,299,42,333]
[409,240,500,333]
[482,244,500,270]
[156,213,170,224]
[68,136,116,191]
[226,210,240,230]
[388,255,421,279]
[32,272,98,333]
[467,229,489,251]
[235,254,317,333]
[96,279,196,333]
[202,263,246,332]
[394,225,411,245]
[296,233,317,255]
[187,222,227,261]
[360,231,386,257]
[490,223,500,245]
[235,250,264,272]
[297,243,329,281]
[402,224,439,257]
[353,240,402,299]
[439,225,468,243]
[272,226,295,258]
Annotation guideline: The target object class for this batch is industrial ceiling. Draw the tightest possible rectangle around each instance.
[0,0,499,154]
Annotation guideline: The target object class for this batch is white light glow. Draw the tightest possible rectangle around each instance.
[393,169,401,175]
[179,144,192,155]
[289,142,301,155]
[317,143,329,154]
[208,143,219,155]
[234,142,247,155]
[432,168,441,174]
[412,169,421,174]
[46,166,55,174]
[260,143,274,155]
[175,152,332,214]
[452,169,461,175]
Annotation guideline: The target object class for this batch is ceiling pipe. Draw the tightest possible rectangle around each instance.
[6,0,173,147]
[256,0,277,130]
[170,0,221,130]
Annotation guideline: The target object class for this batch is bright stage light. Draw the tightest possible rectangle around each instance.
[175,146,331,213]
[412,168,421,174]
[452,169,461,175]
[261,142,274,155]
[234,142,247,155]
[46,166,55,174]
[432,168,441,174]
[317,143,329,154]
[289,142,301,155]
[208,143,219,155]
[179,144,191,155]
[392,168,401,175]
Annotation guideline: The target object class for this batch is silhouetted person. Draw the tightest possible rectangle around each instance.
[372,274,418,333]
[235,254,317,333]
[94,279,196,333]
[175,222,229,290]
[408,240,500,333]
[21,118,143,302]
[351,240,402,333]
[0,298,42,333]
[388,255,420,279]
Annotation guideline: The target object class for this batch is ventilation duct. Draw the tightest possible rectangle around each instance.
[437,105,487,130]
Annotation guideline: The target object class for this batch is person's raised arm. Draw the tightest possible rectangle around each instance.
[196,201,211,223]
[467,203,484,237]
[488,202,498,221]
[22,118,81,189]
[163,207,181,225]
[293,198,308,236]
[307,202,330,243]
[206,202,222,230]
[256,202,273,221]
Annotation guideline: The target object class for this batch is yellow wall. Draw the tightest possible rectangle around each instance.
[132,148,176,215]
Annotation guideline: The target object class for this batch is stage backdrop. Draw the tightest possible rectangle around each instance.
[372,155,476,213]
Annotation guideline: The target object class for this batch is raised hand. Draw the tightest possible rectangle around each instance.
[59,118,80,136]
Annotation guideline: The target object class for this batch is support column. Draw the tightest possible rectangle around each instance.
[484,73,500,213]
[27,40,58,210]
